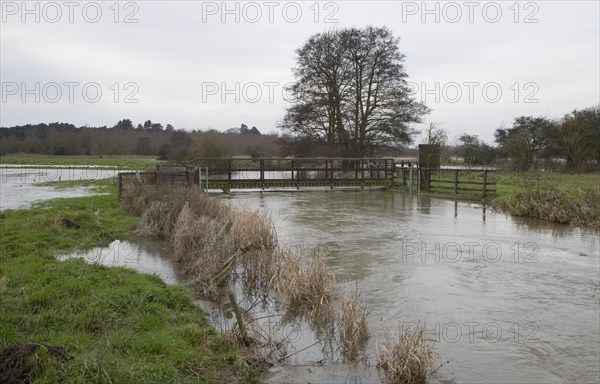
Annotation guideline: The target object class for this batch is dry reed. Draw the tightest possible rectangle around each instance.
[275,249,336,319]
[170,203,235,299]
[337,285,370,362]
[376,323,436,384]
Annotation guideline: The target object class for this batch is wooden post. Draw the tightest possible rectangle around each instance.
[454,169,459,194]
[227,159,232,182]
[385,160,388,181]
[361,159,365,184]
[291,159,294,181]
[402,167,406,188]
[483,170,488,197]
[118,173,123,198]
[259,159,264,189]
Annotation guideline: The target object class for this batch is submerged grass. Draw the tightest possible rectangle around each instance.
[0,179,257,383]
[376,323,436,384]
[337,285,370,362]
[276,249,336,320]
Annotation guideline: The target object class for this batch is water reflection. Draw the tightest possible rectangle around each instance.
[58,239,181,285]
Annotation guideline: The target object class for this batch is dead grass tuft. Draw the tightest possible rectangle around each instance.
[337,285,370,362]
[170,203,234,299]
[376,323,436,384]
[276,249,335,319]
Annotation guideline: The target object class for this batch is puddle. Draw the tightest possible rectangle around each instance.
[58,239,181,285]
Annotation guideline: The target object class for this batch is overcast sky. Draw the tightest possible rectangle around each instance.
[1,0,599,144]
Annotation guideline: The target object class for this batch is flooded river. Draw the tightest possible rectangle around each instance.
[54,186,599,383]
[226,191,599,384]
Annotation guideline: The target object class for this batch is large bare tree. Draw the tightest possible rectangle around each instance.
[280,26,429,158]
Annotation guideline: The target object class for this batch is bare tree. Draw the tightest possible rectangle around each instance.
[280,26,429,158]
[420,122,448,167]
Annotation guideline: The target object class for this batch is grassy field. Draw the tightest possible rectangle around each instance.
[0,154,163,169]
[0,180,257,383]
[491,171,600,198]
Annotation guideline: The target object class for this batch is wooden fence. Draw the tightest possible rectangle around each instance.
[415,168,496,197]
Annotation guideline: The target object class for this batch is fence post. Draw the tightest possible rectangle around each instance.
[361,159,365,183]
[483,170,488,197]
[227,159,232,182]
[118,173,122,198]
[260,159,264,188]
[454,169,459,194]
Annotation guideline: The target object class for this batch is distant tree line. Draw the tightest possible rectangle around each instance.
[0,120,279,161]
[1,105,597,172]
[418,105,599,172]
[493,106,600,171]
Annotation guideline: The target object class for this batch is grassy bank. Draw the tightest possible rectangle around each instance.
[0,180,256,383]
[0,154,162,169]
[491,171,600,229]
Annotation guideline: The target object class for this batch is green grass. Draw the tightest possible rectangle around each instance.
[489,171,600,229]
[491,171,600,198]
[0,155,163,170]
[0,180,257,383]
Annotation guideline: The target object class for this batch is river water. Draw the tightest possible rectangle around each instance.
[50,180,599,383]
[225,190,599,384]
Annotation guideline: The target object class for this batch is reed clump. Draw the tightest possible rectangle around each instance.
[494,187,600,229]
[376,323,435,384]
[171,203,235,299]
[121,184,285,300]
[337,285,370,362]
[275,249,336,318]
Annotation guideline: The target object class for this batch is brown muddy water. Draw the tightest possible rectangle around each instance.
[60,190,599,384]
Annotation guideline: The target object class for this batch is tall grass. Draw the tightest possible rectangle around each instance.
[171,203,232,299]
[376,323,436,384]
[337,285,370,362]
[494,187,600,229]
[122,184,338,315]
[275,249,336,319]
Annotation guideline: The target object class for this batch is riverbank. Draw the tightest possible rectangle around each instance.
[491,171,600,229]
[0,181,257,383]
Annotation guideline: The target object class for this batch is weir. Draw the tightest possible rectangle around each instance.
[192,158,396,191]
[117,158,495,197]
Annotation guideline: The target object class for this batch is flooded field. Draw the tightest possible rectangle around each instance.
[0,165,120,210]
[52,188,599,383]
